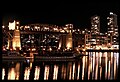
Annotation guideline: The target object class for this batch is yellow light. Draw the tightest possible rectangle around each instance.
[16,22,19,25]
[12,29,21,50]
[64,27,67,30]
[30,63,32,69]
[8,68,15,80]
[82,49,86,51]
[29,48,30,51]
[76,48,79,51]
[49,47,52,51]
[32,48,36,51]
[2,26,5,28]
[61,30,65,33]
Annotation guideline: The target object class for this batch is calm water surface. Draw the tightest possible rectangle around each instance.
[2,52,119,80]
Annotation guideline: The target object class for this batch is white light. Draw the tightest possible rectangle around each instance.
[110,12,113,15]
[55,41,58,42]
[35,26,38,29]
[9,20,15,30]
[27,26,30,28]
[61,30,65,33]
[108,34,110,36]
[16,22,19,24]
[2,26,5,28]
[26,40,30,43]
[49,47,52,51]
[73,30,75,32]
[64,27,67,30]
[76,48,79,51]
[43,48,45,51]
[65,24,68,27]
[107,17,110,19]
[32,48,36,51]
[53,28,58,31]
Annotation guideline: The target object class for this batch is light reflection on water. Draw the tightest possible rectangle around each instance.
[8,68,16,80]
[2,68,5,80]
[82,56,85,80]
[2,52,119,80]
[24,67,30,80]
[34,66,40,80]
[68,62,72,80]
[77,62,80,80]
[44,65,49,80]
[53,65,58,80]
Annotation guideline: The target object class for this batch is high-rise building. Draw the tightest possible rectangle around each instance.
[7,20,21,50]
[107,12,119,45]
[90,15,100,47]
[91,15,100,35]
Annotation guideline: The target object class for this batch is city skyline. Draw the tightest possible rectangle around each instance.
[2,3,119,80]
[2,2,119,33]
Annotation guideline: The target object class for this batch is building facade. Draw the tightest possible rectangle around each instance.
[107,12,119,45]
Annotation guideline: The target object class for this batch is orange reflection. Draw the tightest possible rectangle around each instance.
[108,61,110,80]
[110,52,113,80]
[95,52,98,80]
[114,56,116,79]
[88,55,92,80]
[77,63,80,80]
[24,67,30,80]
[92,53,95,80]
[69,64,72,80]
[30,62,32,70]
[61,64,66,80]
[34,66,40,80]
[100,67,102,80]
[8,68,16,80]
[99,52,102,65]
[72,62,75,80]
[53,65,59,80]
[105,52,108,79]
[44,65,49,80]
[82,56,85,80]
[15,63,20,80]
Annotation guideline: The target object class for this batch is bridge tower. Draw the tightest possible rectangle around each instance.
[8,20,21,51]
[65,24,73,50]
[59,24,73,50]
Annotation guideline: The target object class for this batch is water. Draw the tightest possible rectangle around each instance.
[2,52,119,80]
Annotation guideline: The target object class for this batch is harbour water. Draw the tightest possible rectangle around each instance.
[2,51,119,80]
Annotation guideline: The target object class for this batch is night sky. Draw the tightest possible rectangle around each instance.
[2,2,119,33]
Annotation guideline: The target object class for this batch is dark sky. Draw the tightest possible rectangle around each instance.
[2,2,119,33]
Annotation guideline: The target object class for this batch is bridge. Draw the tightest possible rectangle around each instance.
[5,22,73,54]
